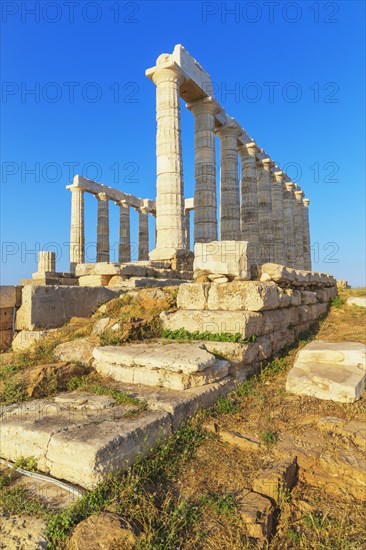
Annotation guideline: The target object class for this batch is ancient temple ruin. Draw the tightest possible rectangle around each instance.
[67,44,311,275]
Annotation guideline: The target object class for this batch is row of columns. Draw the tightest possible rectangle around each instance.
[69,189,151,271]
[148,60,311,270]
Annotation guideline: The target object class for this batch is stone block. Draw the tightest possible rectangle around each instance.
[239,491,274,541]
[202,341,260,366]
[261,309,291,334]
[15,285,125,330]
[54,338,96,365]
[0,330,13,351]
[285,289,301,307]
[207,281,281,312]
[260,263,294,285]
[194,241,251,280]
[300,291,317,305]
[347,297,366,308]
[286,341,366,403]
[76,263,122,276]
[0,307,13,330]
[252,458,298,504]
[0,285,22,308]
[177,282,210,310]
[79,275,112,287]
[171,250,194,271]
[161,310,263,338]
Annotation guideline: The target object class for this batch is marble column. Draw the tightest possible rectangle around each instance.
[294,188,305,269]
[184,208,193,250]
[38,251,56,273]
[96,192,110,263]
[302,198,312,271]
[69,186,85,271]
[187,97,218,243]
[283,180,297,267]
[216,121,241,241]
[257,157,274,263]
[238,142,260,263]
[118,200,130,263]
[138,207,149,261]
[149,64,186,260]
[272,169,286,265]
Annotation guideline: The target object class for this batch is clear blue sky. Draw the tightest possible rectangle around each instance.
[1,0,365,286]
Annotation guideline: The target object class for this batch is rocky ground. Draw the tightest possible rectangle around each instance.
[0,287,365,549]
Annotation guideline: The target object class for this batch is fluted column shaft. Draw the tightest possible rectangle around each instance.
[149,66,186,260]
[69,186,85,271]
[302,198,312,270]
[185,209,191,250]
[294,189,305,269]
[238,142,259,263]
[217,123,241,240]
[118,201,130,263]
[96,193,110,262]
[283,181,297,267]
[272,170,286,265]
[138,208,149,261]
[187,97,218,243]
[257,158,274,263]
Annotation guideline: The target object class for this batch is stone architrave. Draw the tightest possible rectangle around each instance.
[272,170,286,265]
[238,142,260,265]
[257,157,274,263]
[283,180,296,267]
[187,97,219,244]
[68,186,85,271]
[96,193,110,263]
[117,200,131,263]
[216,120,241,241]
[138,207,149,261]
[302,198,311,271]
[293,188,305,269]
[147,59,186,261]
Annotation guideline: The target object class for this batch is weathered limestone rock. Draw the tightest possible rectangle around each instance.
[108,275,127,287]
[0,307,13,331]
[0,396,172,489]
[347,297,366,308]
[92,317,111,336]
[12,329,50,352]
[286,341,366,403]
[337,279,350,290]
[207,281,281,312]
[194,241,251,280]
[317,417,366,448]
[0,330,13,352]
[177,282,210,310]
[15,286,124,330]
[0,285,22,308]
[300,290,317,305]
[260,263,295,284]
[93,343,229,390]
[79,275,112,287]
[53,338,96,365]
[239,491,274,542]
[68,512,137,550]
[161,309,263,338]
[252,458,297,504]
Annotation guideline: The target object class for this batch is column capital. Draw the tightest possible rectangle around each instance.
[215,118,241,139]
[97,192,108,202]
[257,157,272,169]
[303,198,310,207]
[149,63,186,87]
[285,181,295,192]
[274,170,284,182]
[186,96,221,116]
[67,184,84,193]
[139,206,149,214]
[238,141,259,158]
[294,189,304,200]
[116,199,129,208]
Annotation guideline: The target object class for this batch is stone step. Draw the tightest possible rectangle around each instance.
[296,341,366,367]
[93,343,229,390]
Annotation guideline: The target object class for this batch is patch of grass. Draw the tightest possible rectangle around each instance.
[0,468,16,489]
[162,328,257,344]
[14,456,38,472]
[0,379,26,404]
[263,357,287,375]
[235,377,258,398]
[0,486,47,516]
[200,493,237,517]
[67,374,145,408]
[330,295,344,308]
[213,396,240,415]
[261,430,278,445]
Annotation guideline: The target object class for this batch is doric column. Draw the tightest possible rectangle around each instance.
[302,198,311,271]
[148,63,186,260]
[293,188,305,269]
[138,207,149,261]
[118,200,130,263]
[185,208,191,250]
[272,169,286,265]
[216,120,241,241]
[238,142,260,263]
[38,251,56,273]
[257,157,274,263]
[96,192,110,262]
[69,186,85,271]
[187,97,219,243]
[283,180,297,267]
